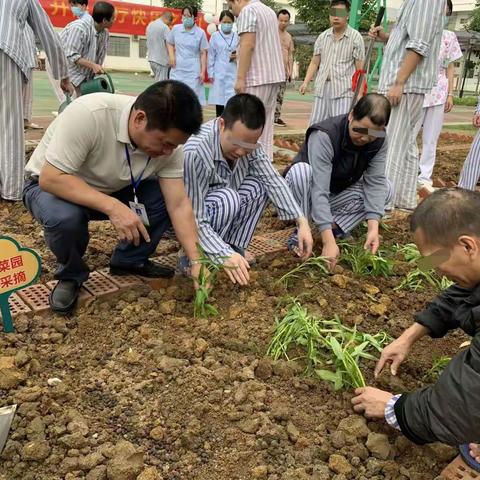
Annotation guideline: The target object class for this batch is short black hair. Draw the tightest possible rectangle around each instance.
[219,10,235,22]
[92,1,115,23]
[162,11,173,21]
[221,94,266,131]
[277,9,291,18]
[182,6,194,16]
[410,188,480,247]
[70,0,88,5]
[133,80,202,135]
[352,93,391,126]
[446,0,453,15]
[330,0,351,11]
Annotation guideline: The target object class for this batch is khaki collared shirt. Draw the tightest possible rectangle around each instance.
[25,93,184,194]
[313,25,365,99]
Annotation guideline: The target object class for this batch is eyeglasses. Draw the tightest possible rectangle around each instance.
[352,127,386,138]
[416,248,451,272]
[226,135,261,151]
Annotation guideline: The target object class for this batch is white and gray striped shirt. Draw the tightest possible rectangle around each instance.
[60,13,109,87]
[0,0,67,80]
[146,19,170,66]
[184,119,303,257]
[313,26,365,99]
[378,0,444,94]
[236,0,285,87]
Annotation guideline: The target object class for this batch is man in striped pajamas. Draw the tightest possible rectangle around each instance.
[285,94,392,270]
[183,94,313,285]
[228,0,285,160]
[299,0,365,125]
[0,0,71,202]
[370,0,444,210]
[458,99,480,191]
[146,11,173,82]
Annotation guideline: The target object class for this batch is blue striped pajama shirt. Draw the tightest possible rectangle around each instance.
[183,119,303,258]
[458,98,480,190]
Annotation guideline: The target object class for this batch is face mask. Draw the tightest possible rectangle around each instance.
[71,6,85,17]
[221,23,233,34]
[443,16,450,28]
[182,16,194,28]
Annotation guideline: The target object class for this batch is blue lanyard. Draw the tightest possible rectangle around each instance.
[220,32,235,50]
[125,144,151,202]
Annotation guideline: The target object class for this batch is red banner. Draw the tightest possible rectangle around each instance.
[38,0,209,36]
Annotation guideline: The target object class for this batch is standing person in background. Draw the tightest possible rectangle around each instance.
[299,0,365,125]
[23,25,43,131]
[369,0,444,211]
[0,0,72,202]
[146,11,173,82]
[415,0,462,194]
[208,10,239,117]
[167,6,208,106]
[274,9,294,128]
[458,100,480,191]
[228,0,285,160]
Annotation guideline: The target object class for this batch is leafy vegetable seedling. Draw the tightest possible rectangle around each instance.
[277,255,330,286]
[339,241,395,277]
[425,356,451,380]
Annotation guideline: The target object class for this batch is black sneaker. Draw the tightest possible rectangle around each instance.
[274,118,287,127]
[49,280,81,314]
[110,259,175,279]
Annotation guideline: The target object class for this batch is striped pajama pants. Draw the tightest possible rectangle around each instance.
[246,83,281,160]
[205,176,268,249]
[285,162,393,233]
[309,82,352,126]
[458,129,480,190]
[22,72,34,123]
[0,51,26,201]
[384,93,424,210]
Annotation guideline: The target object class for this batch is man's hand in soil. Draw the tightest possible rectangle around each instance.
[351,387,393,419]
[470,444,480,463]
[190,262,202,290]
[224,252,250,285]
[320,228,340,270]
[107,200,150,246]
[375,323,429,377]
[296,218,314,260]
[364,220,380,254]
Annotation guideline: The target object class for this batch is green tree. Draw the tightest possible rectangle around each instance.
[163,0,203,11]
[468,4,480,32]
[291,0,378,33]
[261,0,280,11]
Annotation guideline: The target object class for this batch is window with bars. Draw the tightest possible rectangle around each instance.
[139,38,148,59]
[108,36,131,57]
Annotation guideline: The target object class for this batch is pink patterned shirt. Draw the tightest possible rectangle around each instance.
[423,30,462,108]
[236,0,285,87]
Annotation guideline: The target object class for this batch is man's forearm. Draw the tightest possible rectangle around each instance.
[76,57,96,70]
[303,58,320,84]
[395,50,423,85]
[237,37,255,81]
[168,196,200,261]
[399,323,430,345]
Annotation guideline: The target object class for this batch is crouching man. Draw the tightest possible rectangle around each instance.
[23,81,203,314]
[352,188,480,474]
[284,93,393,270]
[183,93,313,285]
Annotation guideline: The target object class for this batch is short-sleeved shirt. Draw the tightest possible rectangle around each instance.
[378,0,444,95]
[236,0,285,87]
[60,13,109,87]
[166,24,208,73]
[25,93,184,194]
[313,26,365,99]
[146,18,170,66]
[424,30,462,108]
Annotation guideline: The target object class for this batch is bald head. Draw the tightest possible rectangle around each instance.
[352,93,391,127]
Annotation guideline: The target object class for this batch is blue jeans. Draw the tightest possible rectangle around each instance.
[23,177,171,283]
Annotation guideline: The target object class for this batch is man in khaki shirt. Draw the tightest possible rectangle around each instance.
[274,9,294,127]
[23,81,203,314]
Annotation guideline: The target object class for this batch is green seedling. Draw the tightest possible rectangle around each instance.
[267,300,391,390]
[277,255,330,286]
[425,356,451,380]
[339,241,395,277]
[193,246,225,318]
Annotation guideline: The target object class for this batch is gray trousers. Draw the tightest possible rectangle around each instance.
[385,93,424,210]
[150,61,169,82]
[309,82,352,126]
[0,50,25,201]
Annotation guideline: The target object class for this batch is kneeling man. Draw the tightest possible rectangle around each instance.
[184,93,313,285]
[285,93,392,269]
[24,81,203,313]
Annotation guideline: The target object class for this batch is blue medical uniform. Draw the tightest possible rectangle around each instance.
[207,30,239,106]
[167,24,208,105]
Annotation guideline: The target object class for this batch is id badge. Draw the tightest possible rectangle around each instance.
[129,201,150,227]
